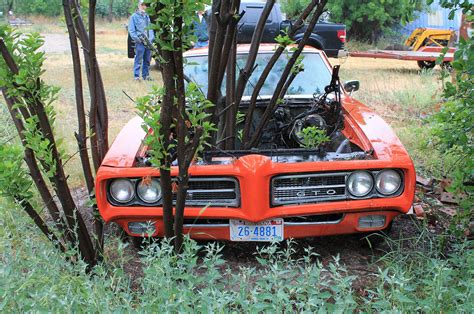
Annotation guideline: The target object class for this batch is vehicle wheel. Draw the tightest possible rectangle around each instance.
[441,61,453,71]
[130,236,145,249]
[417,60,436,69]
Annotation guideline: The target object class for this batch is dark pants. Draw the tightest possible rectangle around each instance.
[134,42,151,78]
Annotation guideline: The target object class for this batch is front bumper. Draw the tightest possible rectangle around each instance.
[116,210,400,239]
[97,154,415,240]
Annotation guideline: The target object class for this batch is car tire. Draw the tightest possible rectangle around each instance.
[417,60,436,69]
[441,61,452,71]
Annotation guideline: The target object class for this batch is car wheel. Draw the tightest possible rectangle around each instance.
[417,60,436,69]
[441,61,453,71]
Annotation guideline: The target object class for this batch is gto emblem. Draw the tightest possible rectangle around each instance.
[296,189,337,197]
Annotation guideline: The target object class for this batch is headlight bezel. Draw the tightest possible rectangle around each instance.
[107,177,163,206]
[375,169,403,196]
[346,169,404,199]
[109,178,136,204]
[137,178,162,203]
[346,171,374,198]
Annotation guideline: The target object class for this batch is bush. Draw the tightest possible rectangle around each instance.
[326,0,425,43]
[430,1,473,237]
[96,0,134,19]
[279,0,312,20]
[14,0,62,17]
[1,197,472,312]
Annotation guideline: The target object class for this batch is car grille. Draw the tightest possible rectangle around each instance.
[271,173,348,206]
[174,177,240,207]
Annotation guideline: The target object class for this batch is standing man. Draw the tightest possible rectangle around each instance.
[192,10,209,48]
[128,0,154,80]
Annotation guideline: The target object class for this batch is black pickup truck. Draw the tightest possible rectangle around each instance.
[128,3,346,58]
[238,2,346,58]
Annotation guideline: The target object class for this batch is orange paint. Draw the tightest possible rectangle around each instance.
[96,46,416,240]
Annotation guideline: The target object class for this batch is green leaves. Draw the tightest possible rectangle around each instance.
[297,126,330,149]
[429,1,473,237]
[146,0,211,52]
[136,87,168,169]
[325,0,425,42]
[0,144,33,201]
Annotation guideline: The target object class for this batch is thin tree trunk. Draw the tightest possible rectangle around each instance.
[63,0,94,194]
[241,0,321,146]
[159,52,176,238]
[108,0,114,23]
[2,89,67,234]
[223,0,274,149]
[245,0,328,149]
[0,41,97,266]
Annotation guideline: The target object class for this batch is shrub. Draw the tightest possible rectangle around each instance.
[14,0,62,17]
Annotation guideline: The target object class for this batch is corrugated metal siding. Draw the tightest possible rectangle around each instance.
[403,0,462,36]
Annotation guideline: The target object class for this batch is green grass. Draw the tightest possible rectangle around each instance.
[1,201,472,311]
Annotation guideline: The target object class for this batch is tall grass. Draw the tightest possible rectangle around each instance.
[1,199,472,311]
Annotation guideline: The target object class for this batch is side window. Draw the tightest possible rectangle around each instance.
[241,5,274,24]
[246,6,264,24]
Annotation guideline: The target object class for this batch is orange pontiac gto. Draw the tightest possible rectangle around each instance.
[96,45,415,242]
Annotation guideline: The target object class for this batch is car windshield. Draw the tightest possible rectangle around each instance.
[184,52,332,97]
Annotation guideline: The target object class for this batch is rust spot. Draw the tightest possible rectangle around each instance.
[141,175,152,186]
[171,181,179,193]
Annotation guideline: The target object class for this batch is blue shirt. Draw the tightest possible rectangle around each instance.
[192,14,209,42]
[128,11,155,43]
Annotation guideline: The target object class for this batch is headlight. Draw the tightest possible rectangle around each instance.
[347,171,373,197]
[109,179,135,203]
[137,178,162,203]
[375,170,401,195]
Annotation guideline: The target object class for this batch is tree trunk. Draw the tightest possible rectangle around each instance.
[108,0,114,23]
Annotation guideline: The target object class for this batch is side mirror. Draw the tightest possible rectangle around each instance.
[281,20,292,30]
[344,80,360,94]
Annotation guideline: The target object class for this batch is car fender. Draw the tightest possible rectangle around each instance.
[294,33,325,51]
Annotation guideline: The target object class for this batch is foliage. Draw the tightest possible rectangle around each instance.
[0,28,62,176]
[1,201,473,312]
[429,0,473,237]
[14,0,62,17]
[298,126,330,149]
[147,0,207,51]
[0,25,101,265]
[279,0,312,20]
[184,82,216,154]
[96,0,133,18]
[136,87,167,169]
[327,0,424,43]
[0,145,33,200]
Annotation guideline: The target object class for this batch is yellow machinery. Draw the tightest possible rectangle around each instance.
[405,28,456,51]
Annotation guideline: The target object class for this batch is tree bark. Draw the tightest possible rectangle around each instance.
[244,0,327,149]
[0,39,97,266]
[241,0,322,146]
[2,89,67,234]
[108,0,114,23]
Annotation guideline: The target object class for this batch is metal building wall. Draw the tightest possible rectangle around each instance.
[403,0,462,36]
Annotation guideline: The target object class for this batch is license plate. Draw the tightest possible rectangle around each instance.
[230,218,284,242]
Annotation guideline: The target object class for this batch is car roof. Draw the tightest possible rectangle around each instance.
[184,44,322,57]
